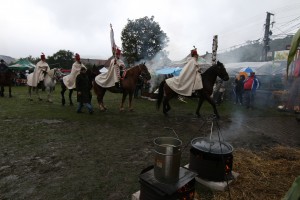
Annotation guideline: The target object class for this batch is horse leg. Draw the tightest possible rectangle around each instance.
[120,92,128,112]
[162,97,170,115]
[206,95,220,119]
[61,84,67,106]
[97,89,107,111]
[128,92,134,111]
[196,97,204,117]
[8,85,12,98]
[36,87,42,101]
[69,89,74,106]
[0,86,4,97]
[47,87,53,103]
[28,86,33,101]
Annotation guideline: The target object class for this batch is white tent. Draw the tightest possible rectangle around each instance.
[225,61,288,76]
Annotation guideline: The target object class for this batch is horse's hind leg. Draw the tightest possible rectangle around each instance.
[61,84,66,106]
[0,86,4,97]
[196,97,204,118]
[162,98,170,115]
[69,89,74,106]
[206,96,220,119]
[28,87,33,101]
[8,86,12,98]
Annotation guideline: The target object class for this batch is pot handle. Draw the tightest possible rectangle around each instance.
[164,127,179,139]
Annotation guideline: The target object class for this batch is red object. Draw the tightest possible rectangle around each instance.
[244,77,254,90]
[116,48,121,55]
[41,53,45,60]
[75,53,80,61]
[191,49,198,56]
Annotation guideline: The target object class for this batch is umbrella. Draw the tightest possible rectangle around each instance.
[239,67,254,78]
[240,67,254,73]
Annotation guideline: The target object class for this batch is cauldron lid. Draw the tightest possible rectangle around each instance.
[191,137,233,154]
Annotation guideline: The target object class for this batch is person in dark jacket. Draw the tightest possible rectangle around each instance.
[0,59,9,72]
[235,75,245,105]
[76,67,94,114]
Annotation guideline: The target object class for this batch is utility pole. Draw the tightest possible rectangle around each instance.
[262,12,274,61]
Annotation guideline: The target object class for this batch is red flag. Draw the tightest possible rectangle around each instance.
[110,24,117,56]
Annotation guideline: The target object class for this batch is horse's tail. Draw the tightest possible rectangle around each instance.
[156,80,165,110]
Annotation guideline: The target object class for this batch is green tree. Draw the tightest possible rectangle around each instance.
[121,16,169,65]
[47,50,74,69]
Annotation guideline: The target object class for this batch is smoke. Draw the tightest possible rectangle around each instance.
[139,51,172,93]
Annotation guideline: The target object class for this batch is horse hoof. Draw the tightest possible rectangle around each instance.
[129,108,134,112]
[119,108,125,112]
[29,98,33,101]
[38,98,43,101]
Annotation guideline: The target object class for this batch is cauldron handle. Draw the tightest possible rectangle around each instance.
[164,127,179,139]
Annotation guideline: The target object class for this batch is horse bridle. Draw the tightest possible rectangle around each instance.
[138,64,149,80]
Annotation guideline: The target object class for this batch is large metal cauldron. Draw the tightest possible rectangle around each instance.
[154,137,182,183]
[189,137,233,181]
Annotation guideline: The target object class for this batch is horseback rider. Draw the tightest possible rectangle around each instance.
[94,48,125,89]
[0,59,9,73]
[28,53,50,87]
[63,53,87,90]
[165,47,203,96]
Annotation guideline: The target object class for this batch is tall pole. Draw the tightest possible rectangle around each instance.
[262,12,274,61]
[212,35,218,64]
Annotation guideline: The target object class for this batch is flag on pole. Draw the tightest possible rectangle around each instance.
[110,24,117,56]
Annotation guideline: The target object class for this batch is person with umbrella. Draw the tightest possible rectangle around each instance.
[244,72,259,109]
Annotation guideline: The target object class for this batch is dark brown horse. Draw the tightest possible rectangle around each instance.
[156,61,229,118]
[0,69,16,98]
[93,63,151,111]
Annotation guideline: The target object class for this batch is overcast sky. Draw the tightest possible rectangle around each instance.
[1,0,300,61]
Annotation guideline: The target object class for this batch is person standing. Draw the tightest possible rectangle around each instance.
[95,48,125,89]
[165,48,203,96]
[0,59,9,72]
[244,72,259,109]
[76,67,94,114]
[235,75,245,105]
[28,53,50,87]
[63,53,86,90]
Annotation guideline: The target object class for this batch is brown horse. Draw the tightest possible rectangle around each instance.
[93,63,151,111]
[156,61,229,118]
[0,69,16,98]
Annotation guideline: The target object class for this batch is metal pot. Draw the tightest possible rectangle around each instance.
[153,137,182,183]
[189,137,234,181]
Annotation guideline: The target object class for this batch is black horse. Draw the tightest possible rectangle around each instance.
[156,61,229,118]
[0,69,16,98]
[60,67,99,106]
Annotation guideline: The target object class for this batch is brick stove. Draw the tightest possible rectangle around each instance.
[139,166,197,200]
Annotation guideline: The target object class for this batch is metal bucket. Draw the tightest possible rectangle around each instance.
[153,137,182,183]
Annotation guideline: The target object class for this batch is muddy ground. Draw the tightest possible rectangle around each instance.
[0,88,299,199]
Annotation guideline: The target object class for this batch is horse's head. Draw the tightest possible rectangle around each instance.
[215,61,229,81]
[138,63,151,81]
[52,68,64,80]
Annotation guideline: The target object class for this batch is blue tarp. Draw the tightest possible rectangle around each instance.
[156,67,182,76]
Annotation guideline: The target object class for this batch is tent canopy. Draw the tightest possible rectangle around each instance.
[225,61,288,76]
[9,59,35,71]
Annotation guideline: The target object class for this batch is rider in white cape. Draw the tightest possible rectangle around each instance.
[27,53,50,87]
[166,48,203,96]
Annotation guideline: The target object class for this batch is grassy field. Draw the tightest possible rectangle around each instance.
[0,86,299,200]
